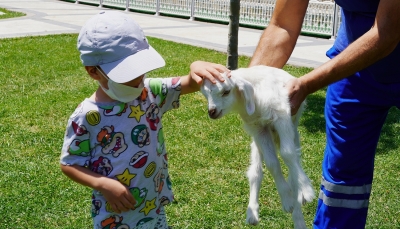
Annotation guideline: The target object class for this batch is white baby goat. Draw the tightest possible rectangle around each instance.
[200,65,315,229]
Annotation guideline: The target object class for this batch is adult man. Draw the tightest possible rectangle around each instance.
[249,0,400,228]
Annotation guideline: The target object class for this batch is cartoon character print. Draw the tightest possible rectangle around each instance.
[129,151,149,169]
[68,121,91,156]
[72,121,88,136]
[149,79,168,107]
[171,77,181,109]
[68,139,90,156]
[136,217,154,227]
[171,77,181,91]
[100,215,129,229]
[156,196,171,214]
[100,103,127,116]
[160,196,171,207]
[153,168,165,194]
[130,187,148,210]
[157,128,165,156]
[144,162,156,178]
[139,197,157,216]
[105,201,113,213]
[131,125,150,148]
[116,168,136,187]
[91,156,113,176]
[159,155,172,191]
[97,125,127,157]
[145,103,160,131]
[139,87,149,103]
[129,104,145,122]
[166,175,172,190]
[91,195,102,217]
[162,154,168,169]
[86,110,101,126]
[172,100,180,109]
[104,187,147,214]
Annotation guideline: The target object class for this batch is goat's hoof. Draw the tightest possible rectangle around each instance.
[246,207,259,225]
[281,197,295,213]
[283,205,294,213]
[294,221,308,229]
[294,224,308,229]
[245,217,259,226]
[301,186,315,205]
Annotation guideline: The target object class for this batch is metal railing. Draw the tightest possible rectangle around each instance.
[75,0,341,38]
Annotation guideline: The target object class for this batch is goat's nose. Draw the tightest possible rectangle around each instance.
[208,108,216,117]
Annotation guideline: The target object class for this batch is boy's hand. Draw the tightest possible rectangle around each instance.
[190,61,230,85]
[98,177,136,213]
[60,164,136,214]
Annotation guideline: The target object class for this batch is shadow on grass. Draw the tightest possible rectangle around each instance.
[300,87,400,156]
[301,90,326,134]
[377,107,400,155]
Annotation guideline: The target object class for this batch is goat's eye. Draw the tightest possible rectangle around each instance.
[222,90,230,96]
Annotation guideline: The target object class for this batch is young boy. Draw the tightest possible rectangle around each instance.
[60,11,229,229]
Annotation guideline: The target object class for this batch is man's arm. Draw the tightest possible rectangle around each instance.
[287,0,400,114]
[249,0,310,67]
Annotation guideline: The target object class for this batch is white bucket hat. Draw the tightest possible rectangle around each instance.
[77,11,165,83]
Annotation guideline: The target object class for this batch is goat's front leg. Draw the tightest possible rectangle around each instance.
[291,202,308,229]
[252,131,295,214]
[246,140,263,225]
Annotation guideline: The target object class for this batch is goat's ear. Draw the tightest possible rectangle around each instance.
[234,77,255,115]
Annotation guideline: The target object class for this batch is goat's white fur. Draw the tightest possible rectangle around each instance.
[200,65,315,229]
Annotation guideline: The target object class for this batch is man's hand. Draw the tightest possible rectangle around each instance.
[284,77,308,115]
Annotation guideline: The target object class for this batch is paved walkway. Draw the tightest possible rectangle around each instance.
[0,0,333,68]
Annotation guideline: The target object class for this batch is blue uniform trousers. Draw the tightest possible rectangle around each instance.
[313,69,400,229]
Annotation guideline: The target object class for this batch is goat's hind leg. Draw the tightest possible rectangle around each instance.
[293,128,315,205]
[246,140,263,225]
[274,118,314,204]
[252,131,295,213]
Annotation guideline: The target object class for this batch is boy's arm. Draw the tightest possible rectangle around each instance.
[180,61,230,95]
[60,164,136,213]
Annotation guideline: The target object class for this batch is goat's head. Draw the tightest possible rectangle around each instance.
[200,71,255,119]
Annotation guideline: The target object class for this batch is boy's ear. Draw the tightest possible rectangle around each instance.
[85,66,101,80]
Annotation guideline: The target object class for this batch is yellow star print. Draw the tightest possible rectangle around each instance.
[116,168,136,186]
[140,197,157,216]
[129,104,145,122]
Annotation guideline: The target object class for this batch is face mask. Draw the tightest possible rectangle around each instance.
[97,67,144,103]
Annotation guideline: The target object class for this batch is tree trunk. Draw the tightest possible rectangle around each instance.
[227,0,240,70]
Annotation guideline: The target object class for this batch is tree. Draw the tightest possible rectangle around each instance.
[227,0,240,70]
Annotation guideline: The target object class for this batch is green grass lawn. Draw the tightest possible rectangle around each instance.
[0,7,25,19]
[0,34,399,228]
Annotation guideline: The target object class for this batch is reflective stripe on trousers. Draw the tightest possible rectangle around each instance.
[313,177,371,229]
[319,177,371,209]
